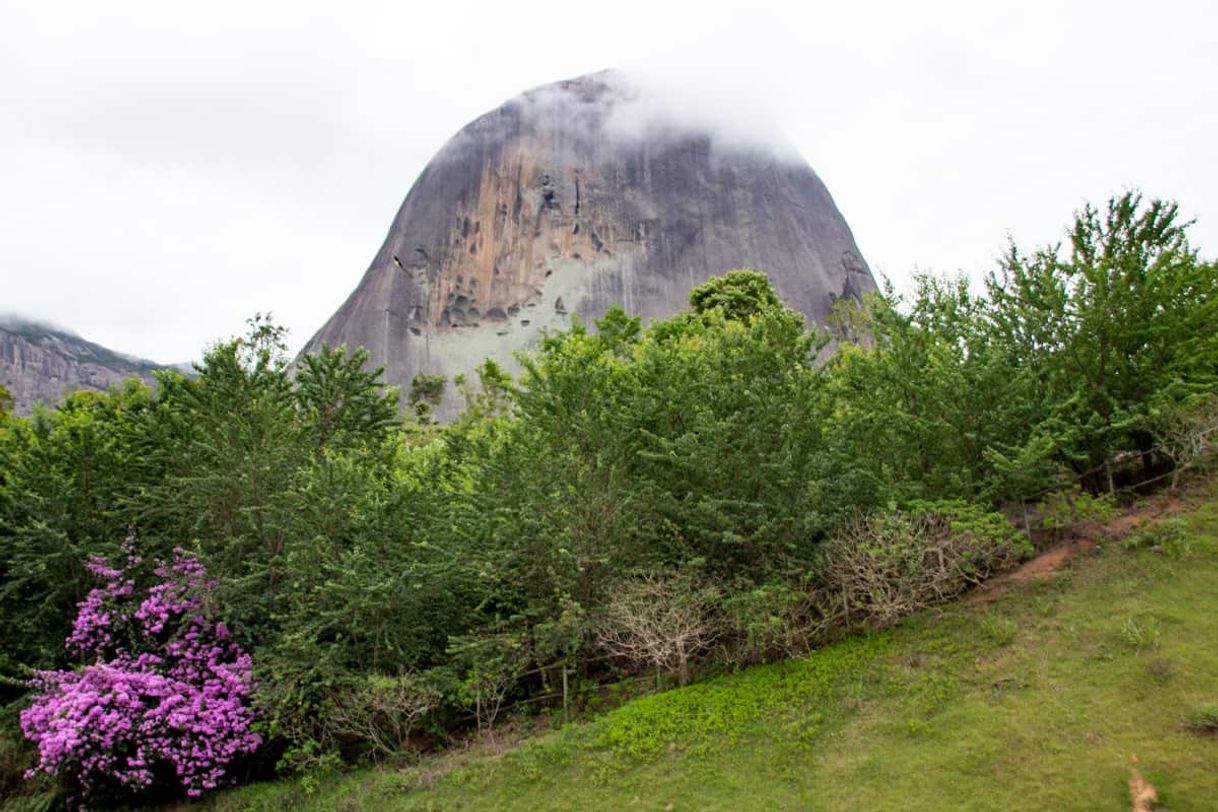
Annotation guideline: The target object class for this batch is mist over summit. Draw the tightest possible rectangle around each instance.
[305,70,875,409]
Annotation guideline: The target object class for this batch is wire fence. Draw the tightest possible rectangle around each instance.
[450,655,662,729]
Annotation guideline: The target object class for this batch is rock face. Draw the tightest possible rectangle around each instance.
[305,70,875,411]
[0,319,166,415]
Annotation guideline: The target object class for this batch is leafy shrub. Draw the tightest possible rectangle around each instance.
[1183,702,1218,734]
[1041,487,1118,536]
[19,542,259,802]
[719,581,811,666]
[255,668,444,773]
[1155,394,1218,488]
[450,631,528,734]
[807,502,1027,633]
[688,269,785,322]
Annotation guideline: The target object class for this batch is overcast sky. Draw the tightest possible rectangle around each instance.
[2,0,1216,363]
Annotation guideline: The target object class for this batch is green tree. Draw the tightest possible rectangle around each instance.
[985,191,1218,489]
[824,275,1044,504]
[689,268,786,323]
[0,382,161,678]
[295,343,399,455]
[409,373,447,422]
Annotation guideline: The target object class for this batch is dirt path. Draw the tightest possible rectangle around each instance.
[966,538,1096,605]
[966,490,1194,606]
[1129,754,1159,812]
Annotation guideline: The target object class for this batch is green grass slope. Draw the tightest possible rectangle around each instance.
[213,489,1218,811]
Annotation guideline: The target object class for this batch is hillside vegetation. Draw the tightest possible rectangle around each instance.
[2,190,1217,808]
[207,485,1218,810]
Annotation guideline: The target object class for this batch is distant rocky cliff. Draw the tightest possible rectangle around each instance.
[0,320,167,415]
[305,70,876,413]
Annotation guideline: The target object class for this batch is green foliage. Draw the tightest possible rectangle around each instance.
[688,268,786,323]
[296,344,399,454]
[196,491,1218,810]
[986,192,1218,488]
[317,673,441,761]
[808,502,1026,632]
[449,631,527,732]
[719,581,811,664]
[455,359,513,419]
[1119,615,1162,650]
[460,273,834,694]
[826,277,1041,503]
[907,498,1032,560]
[1183,701,1218,734]
[827,192,1218,503]
[408,373,446,421]
[0,382,160,679]
[1040,487,1118,533]
[4,191,1218,800]
[1152,393,1218,487]
[1121,518,1191,556]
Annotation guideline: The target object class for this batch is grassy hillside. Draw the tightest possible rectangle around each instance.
[209,484,1218,811]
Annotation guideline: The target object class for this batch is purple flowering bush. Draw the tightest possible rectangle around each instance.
[19,540,260,801]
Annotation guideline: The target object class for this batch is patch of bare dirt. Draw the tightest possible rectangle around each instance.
[968,486,1200,606]
[1129,753,1159,812]
[966,538,1096,605]
[1097,512,1148,540]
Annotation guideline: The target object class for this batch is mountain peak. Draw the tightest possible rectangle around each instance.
[304,71,875,415]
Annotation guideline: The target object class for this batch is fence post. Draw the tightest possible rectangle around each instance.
[562,666,569,724]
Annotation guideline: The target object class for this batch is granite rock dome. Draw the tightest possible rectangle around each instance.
[304,71,875,409]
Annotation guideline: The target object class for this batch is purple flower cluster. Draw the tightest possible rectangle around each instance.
[20,539,260,800]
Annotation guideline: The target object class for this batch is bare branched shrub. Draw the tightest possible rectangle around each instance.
[597,573,719,686]
[808,505,1025,634]
[1156,395,1218,488]
[328,674,441,759]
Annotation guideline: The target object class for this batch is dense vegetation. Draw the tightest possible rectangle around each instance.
[1,191,1216,807]
[209,487,1218,810]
